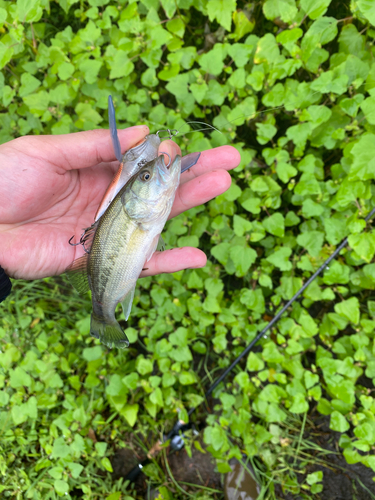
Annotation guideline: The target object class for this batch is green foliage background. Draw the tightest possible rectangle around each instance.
[2,0,375,498]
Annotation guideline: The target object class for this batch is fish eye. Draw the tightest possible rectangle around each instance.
[140,170,151,181]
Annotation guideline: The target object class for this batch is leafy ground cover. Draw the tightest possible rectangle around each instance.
[1,0,375,498]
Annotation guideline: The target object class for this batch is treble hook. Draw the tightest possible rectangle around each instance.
[68,230,91,254]
[159,151,171,168]
[156,129,179,140]
[68,235,81,246]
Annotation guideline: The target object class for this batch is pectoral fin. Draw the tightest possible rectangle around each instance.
[65,254,90,294]
[144,234,165,263]
[121,285,136,321]
[157,235,165,252]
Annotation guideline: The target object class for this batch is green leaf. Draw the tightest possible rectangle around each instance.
[54,479,69,496]
[120,404,139,427]
[166,18,185,38]
[19,73,41,98]
[233,215,253,236]
[304,371,319,389]
[160,0,176,18]
[301,0,332,20]
[247,352,265,372]
[211,242,231,265]
[51,437,71,459]
[82,346,102,362]
[266,247,292,271]
[229,245,257,276]
[17,0,43,22]
[306,471,323,485]
[109,50,134,79]
[136,357,153,375]
[199,44,227,76]
[9,367,31,388]
[0,390,9,407]
[240,289,265,313]
[179,371,196,385]
[348,232,375,263]
[262,213,285,237]
[101,457,113,472]
[348,134,375,181]
[79,59,102,84]
[323,261,350,285]
[263,0,298,23]
[149,387,163,406]
[256,123,277,145]
[254,33,280,65]
[334,297,360,325]
[357,0,375,25]
[262,342,284,363]
[231,10,254,41]
[207,0,236,31]
[297,231,324,257]
[289,394,309,413]
[329,410,350,432]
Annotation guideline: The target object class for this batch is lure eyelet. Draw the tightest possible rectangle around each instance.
[156,129,179,140]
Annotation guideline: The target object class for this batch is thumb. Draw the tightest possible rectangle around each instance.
[22,126,150,171]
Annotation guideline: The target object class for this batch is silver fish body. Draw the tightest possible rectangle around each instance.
[67,155,181,349]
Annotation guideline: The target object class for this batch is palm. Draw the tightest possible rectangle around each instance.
[0,128,240,280]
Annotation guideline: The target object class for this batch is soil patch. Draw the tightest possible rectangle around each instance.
[275,413,375,500]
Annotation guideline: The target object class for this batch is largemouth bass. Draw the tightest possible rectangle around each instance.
[66,154,181,349]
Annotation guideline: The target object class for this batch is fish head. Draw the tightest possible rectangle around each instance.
[122,134,161,164]
[123,154,181,224]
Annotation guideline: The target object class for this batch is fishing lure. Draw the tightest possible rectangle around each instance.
[69,96,201,250]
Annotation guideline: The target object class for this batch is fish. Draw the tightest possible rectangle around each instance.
[69,96,201,259]
[95,96,200,221]
[66,154,181,349]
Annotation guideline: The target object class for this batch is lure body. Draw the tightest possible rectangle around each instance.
[95,133,161,220]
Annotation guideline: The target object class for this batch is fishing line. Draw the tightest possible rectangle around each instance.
[149,94,324,143]
[125,205,375,482]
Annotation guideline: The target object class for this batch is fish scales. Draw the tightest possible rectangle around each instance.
[66,154,181,349]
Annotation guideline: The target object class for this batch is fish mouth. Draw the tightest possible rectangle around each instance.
[158,152,172,169]
[156,154,181,186]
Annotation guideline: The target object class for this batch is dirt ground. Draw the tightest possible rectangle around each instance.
[112,414,375,499]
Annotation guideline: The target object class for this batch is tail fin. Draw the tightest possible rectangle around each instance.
[90,314,129,350]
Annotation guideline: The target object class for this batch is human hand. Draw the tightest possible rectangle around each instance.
[0,128,240,280]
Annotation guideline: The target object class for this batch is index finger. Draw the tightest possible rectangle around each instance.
[179,145,240,185]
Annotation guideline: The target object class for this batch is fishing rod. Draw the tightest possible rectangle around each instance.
[124,205,375,482]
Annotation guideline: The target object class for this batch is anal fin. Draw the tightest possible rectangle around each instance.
[65,254,90,294]
[120,284,136,321]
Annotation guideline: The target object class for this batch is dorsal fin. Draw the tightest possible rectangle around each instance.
[65,254,90,295]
